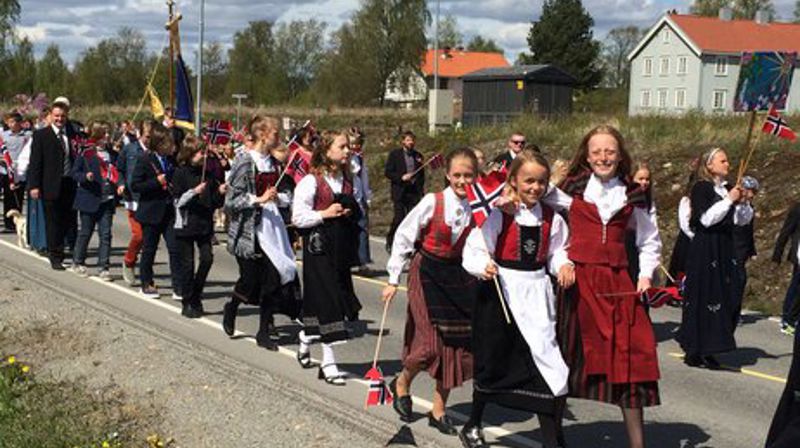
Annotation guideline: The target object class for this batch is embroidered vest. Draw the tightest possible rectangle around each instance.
[312,173,353,211]
[420,191,474,260]
[568,195,632,267]
[495,205,554,271]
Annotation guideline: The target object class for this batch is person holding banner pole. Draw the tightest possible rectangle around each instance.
[382,148,479,436]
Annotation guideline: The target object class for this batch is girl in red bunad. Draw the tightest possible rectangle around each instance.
[381,148,479,437]
[553,125,662,448]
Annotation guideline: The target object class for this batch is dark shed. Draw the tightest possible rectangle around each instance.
[461,65,577,126]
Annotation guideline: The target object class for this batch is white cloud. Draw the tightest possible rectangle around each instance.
[16,25,47,42]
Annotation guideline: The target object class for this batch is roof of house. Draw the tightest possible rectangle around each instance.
[420,49,509,78]
[629,13,800,60]
[463,65,577,85]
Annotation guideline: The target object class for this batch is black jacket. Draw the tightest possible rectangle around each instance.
[773,203,800,265]
[131,152,175,225]
[172,164,224,237]
[384,147,424,201]
[493,151,514,169]
[71,148,118,213]
[27,126,78,200]
[733,218,757,262]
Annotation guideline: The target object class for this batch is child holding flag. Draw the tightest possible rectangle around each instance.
[381,148,479,436]
[460,150,573,448]
[69,122,119,281]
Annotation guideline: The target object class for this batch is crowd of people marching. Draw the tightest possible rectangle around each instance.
[1,97,799,448]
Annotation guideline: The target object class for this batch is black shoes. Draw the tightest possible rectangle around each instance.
[684,354,703,367]
[428,412,457,435]
[181,302,203,319]
[256,332,279,351]
[684,353,723,370]
[50,259,66,271]
[389,377,413,422]
[222,300,237,336]
[703,355,722,370]
[317,366,346,385]
[296,350,315,369]
[459,425,487,448]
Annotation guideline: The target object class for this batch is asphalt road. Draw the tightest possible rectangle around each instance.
[0,208,793,448]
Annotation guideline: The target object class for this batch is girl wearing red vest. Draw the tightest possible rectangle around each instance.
[292,130,362,386]
[460,150,574,448]
[553,125,662,448]
[382,148,479,436]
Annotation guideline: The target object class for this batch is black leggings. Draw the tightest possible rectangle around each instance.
[466,395,566,448]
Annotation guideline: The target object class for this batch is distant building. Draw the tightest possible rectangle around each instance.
[462,65,576,127]
[384,48,510,106]
[627,10,800,116]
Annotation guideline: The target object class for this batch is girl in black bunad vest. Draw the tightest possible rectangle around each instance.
[222,116,299,351]
[292,130,362,386]
[552,125,662,448]
[677,147,747,369]
[459,150,574,448]
[381,148,479,436]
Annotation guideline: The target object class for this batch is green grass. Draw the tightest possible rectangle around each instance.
[8,102,798,315]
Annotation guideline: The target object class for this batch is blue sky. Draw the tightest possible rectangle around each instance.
[16,0,799,67]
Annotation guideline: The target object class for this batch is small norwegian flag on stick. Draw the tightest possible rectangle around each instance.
[465,170,507,226]
[364,299,394,409]
[762,106,797,141]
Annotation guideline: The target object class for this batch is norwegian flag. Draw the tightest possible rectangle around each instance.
[0,136,13,183]
[465,170,507,226]
[203,120,234,145]
[364,367,393,408]
[640,286,683,308]
[762,106,797,141]
[284,139,311,183]
[427,153,445,170]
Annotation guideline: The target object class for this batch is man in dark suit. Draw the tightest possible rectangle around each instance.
[27,101,77,270]
[492,132,527,169]
[773,202,800,333]
[384,131,424,252]
[130,122,182,299]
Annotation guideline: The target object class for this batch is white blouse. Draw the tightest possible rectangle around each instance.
[699,182,753,228]
[386,187,471,285]
[292,172,345,229]
[678,196,695,239]
[462,202,571,278]
[543,174,662,280]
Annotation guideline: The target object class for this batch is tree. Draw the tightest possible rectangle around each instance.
[225,20,286,105]
[690,0,775,19]
[601,26,644,89]
[1,37,35,97]
[795,0,800,23]
[34,44,71,97]
[0,0,20,47]
[319,0,429,106]
[197,42,227,103]
[274,20,326,100]
[466,35,503,54]
[520,0,602,90]
[435,14,462,48]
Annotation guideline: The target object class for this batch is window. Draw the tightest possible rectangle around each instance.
[658,89,668,108]
[712,90,727,109]
[643,58,653,76]
[675,89,686,108]
[659,57,670,75]
[641,90,652,108]
[715,56,727,75]
[677,56,688,75]
[662,29,670,43]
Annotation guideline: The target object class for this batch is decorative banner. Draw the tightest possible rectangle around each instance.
[734,51,797,112]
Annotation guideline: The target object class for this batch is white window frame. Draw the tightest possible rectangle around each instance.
[675,89,686,108]
[641,90,652,108]
[658,89,668,108]
[712,90,727,110]
[662,29,670,43]
[715,56,728,76]
[643,58,653,77]
[677,56,688,75]
[659,57,670,76]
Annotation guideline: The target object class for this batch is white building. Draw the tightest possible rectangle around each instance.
[628,10,800,115]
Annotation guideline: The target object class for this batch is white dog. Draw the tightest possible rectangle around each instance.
[5,210,27,249]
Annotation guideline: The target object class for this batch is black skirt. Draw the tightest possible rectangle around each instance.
[419,251,476,349]
[472,280,557,415]
[232,244,301,320]
[668,231,692,282]
[766,331,800,448]
[301,216,361,344]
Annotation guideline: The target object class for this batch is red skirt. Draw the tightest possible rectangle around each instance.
[402,253,473,389]
[558,263,660,408]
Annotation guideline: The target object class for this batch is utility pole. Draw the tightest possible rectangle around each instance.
[232,94,248,131]
[194,0,205,135]
[166,0,175,111]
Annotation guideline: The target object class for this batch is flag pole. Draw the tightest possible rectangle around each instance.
[167,0,176,111]
[371,299,392,370]
[737,107,769,184]
[274,135,301,187]
[408,154,439,178]
[736,109,760,185]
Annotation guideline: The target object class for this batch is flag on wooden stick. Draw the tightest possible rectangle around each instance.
[762,105,797,141]
[465,170,507,226]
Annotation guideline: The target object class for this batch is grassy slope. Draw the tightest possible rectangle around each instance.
[50,104,800,315]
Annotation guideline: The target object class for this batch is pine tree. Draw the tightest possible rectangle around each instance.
[521,0,602,90]
[34,44,71,98]
[795,0,800,23]
[466,35,503,54]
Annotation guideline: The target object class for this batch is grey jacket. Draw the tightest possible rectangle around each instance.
[225,151,261,259]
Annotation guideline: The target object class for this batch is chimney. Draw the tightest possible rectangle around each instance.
[719,6,732,21]
[755,9,770,24]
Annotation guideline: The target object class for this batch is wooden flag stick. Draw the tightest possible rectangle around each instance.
[658,264,676,285]
[274,135,301,187]
[736,109,765,185]
[492,275,512,324]
[200,146,208,183]
[408,154,439,178]
[371,299,392,370]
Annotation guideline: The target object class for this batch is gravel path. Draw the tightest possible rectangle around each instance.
[0,262,400,448]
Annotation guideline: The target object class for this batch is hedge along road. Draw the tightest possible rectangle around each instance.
[0,207,791,448]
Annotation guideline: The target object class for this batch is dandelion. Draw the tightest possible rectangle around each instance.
[102,441,111,448]
[21,365,30,373]
[7,355,15,365]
